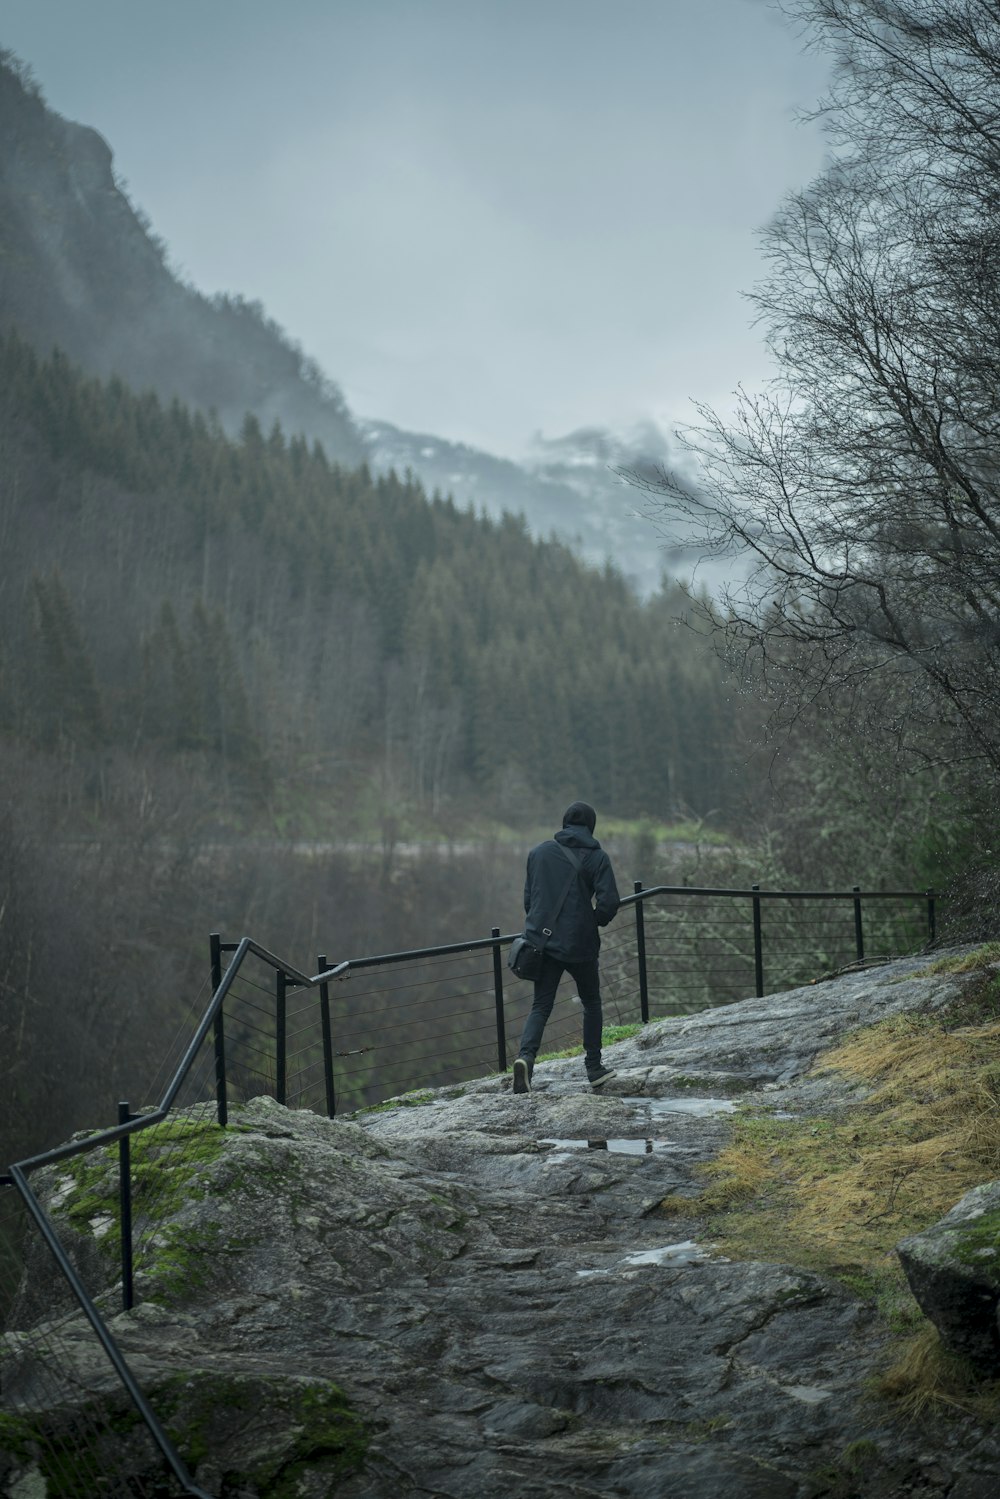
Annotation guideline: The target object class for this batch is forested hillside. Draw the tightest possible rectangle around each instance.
[0,329,752,1167]
[0,332,744,827]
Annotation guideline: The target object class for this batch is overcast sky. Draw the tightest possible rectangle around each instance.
[1,0,831,460]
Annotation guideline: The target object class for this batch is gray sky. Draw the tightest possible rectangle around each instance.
[1,0,830,459]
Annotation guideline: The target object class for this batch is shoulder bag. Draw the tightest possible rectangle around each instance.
[507,843,583,981]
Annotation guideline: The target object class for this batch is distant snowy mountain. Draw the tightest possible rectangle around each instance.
[359,417,726,597]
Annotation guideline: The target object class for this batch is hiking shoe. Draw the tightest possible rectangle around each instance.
[513,1058,532,1094]
[587,1064,616,1088]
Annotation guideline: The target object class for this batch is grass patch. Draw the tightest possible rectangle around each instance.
[876,1324,1000,1421]
[661,993,1000,1366]
[922,942,1000,976]
[537,1020,655,1063]
[537,1044,585,1061]
[604,1023,645,1045]
[353,1090,438,1116]
[599,815,732,847]
[803,1438,883,1499]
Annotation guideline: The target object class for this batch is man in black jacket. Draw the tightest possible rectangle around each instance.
[513,801,620,1094]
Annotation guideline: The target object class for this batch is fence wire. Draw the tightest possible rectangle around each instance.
[327,950,502,1111]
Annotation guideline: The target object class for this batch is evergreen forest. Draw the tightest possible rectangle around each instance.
[0,331,744,829]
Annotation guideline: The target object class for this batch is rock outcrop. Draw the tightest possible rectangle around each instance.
[4,951,1000,1497]
[898,1180,1000,1372]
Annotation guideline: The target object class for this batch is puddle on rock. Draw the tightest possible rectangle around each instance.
[620,1095,738,1118]
[539,1137,680,1156]
[624,1241,712,1267]
[577,1240,715,1277]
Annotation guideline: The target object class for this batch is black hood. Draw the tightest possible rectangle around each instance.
[562,800,596,835]
[555,826,600,852]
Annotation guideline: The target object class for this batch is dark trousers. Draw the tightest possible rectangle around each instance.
[516,954,603,1070]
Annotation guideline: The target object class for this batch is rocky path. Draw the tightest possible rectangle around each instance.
[4,953,999,1497]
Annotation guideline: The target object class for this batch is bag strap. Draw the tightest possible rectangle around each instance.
[540,841,584,941]
[553,842,582,875]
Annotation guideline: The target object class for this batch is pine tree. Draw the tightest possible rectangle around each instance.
[26,569,104,748]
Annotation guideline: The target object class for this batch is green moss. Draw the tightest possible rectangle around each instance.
[13,1374,364,1496]
[60,1116,226,1263]
[152,1371,368,1494]
[667,1072,752,1092]
[952,1207,1000,1267]
[142,1218,259,1307]
[0,1410,37,1461]
[360,1088,436,1114]
[0,1403,143,1499]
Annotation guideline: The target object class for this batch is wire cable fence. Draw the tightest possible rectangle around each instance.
[328,948,504,1110]
[1,881,938,1494]
[0,1169,200,1497]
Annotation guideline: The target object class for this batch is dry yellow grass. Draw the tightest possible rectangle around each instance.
[658,965,1000,1412]
[686,1010,1000,1273]
[877,1325,1000,1419]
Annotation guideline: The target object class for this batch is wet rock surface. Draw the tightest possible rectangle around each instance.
[3,952,1000,1497]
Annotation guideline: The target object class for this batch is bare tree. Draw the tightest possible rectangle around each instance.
[634,1,1000,778]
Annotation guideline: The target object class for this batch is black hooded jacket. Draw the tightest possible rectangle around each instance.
[523,825,620,963]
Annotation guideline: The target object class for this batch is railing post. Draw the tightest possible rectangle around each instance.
[634,881,650,1024]
[853,885,865,962]
[118,1101,134,1313]
[751,885,764,998]
[927,889,936,947]
[210,932,228,1127]
[492,927,508,1072]
[276,970,287,1105]
[318,953,336,1118]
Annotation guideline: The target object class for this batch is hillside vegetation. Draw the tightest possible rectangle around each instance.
[0,331,744,829]
[0,328,751,1165]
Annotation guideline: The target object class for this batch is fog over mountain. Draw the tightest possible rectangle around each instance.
[358,417,720,596]
[0,49,725,596]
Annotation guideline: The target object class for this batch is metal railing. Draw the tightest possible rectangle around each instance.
[0,880,938,1494]
[289,882,937,1112]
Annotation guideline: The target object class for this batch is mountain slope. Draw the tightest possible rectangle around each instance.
[0,330,746,824]
[0,52,365,465]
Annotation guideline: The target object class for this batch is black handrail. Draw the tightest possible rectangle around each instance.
[619,884,937,903]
